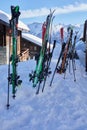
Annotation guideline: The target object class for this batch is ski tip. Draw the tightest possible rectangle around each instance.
[36,91,39,95]
[49,81,52,87]
[6,104,10,110]
[12,94,16,99]
[42,89,44,93]
[74,79,76,82]
[42,87,45,92]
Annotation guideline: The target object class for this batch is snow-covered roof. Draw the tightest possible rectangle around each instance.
[0,10,29,32]
[18,20,30,32]
[22,33,42,47]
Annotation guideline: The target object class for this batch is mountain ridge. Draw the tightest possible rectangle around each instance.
[28,22,83,39]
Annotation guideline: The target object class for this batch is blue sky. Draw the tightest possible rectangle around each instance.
[0,0,87,25]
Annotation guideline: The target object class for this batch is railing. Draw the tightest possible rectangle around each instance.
[19,49,29,61]
[0,46,6,65]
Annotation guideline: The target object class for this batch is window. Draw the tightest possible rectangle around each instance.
[34,46,37,51]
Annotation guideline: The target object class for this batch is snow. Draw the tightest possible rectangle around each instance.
[0,42,87,130]
[0,10,29,32]
[0,10,10,23]
[28,22,83,43]
[76,40,86,67]
[28,22,42,38]
[22,33,42,47]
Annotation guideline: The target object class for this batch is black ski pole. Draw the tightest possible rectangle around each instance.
[85,20,87,74]
[71,33,77,81]
[50,42,66,86]
[36,81,41,95]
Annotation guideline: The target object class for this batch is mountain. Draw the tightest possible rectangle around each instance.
[28,22,86,67]
[28,22,42,38]
[28,22,84,43]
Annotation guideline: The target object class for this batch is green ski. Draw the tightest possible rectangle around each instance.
[7,5,22,108]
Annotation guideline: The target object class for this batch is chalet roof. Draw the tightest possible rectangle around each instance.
[22,33,42,47]
[0,10,29,32]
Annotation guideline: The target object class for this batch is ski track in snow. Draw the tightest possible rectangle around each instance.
[0,45,87,130]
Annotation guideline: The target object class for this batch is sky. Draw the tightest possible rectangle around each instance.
[0,0,87,25]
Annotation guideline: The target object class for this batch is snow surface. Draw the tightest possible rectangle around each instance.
[0,43,87,130]
[76,40,86,67]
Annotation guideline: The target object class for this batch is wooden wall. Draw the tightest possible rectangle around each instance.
[21,38,41,59]
[0,22,21,64]
[6,26,21,55]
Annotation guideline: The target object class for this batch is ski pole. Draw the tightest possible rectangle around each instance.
[42,40,56,92]
[7,27,12,109]
[50,42,66,86]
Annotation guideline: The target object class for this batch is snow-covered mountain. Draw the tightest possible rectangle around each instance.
[28,22,42,38]
[28,22,86,67]
[28,22,84,43]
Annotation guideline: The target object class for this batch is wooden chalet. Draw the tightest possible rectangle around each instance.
[0,10,42,64]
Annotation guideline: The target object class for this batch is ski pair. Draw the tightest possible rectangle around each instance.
[36,40,56,94]
[7,6,22,109]
[57,27,73,74]
[50,27,77,86]
[29,10,55,94]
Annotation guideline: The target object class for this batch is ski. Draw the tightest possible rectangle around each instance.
[35,10,55,94]
[41,13,56,92]
[42,40,56,92]
[29,10,55,93]
[7,5,22,109]
[57,27,73,74]
[71,32,77,81]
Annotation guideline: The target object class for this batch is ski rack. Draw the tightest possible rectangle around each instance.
[7,5,22,109]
